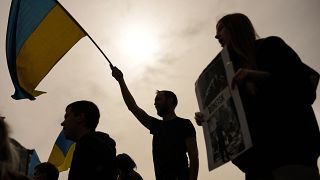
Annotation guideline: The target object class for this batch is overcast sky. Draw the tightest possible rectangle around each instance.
[1,0,319,179]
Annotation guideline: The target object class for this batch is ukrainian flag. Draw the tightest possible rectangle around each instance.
[6,0,86,100]
[48,130,75,172]
[27,150,41,177]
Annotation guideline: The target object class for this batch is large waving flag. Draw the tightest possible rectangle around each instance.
[48,130,76,172]
[6,0,86,100]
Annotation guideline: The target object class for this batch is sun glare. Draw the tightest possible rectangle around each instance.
[119,25,159,67]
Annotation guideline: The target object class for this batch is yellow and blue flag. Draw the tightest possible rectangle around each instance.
[27,150,41,177]
[6,0,86,100]
[48,130,75,172]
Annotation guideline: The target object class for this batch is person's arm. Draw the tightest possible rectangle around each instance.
[185,137,199,180]
[231,68,270,95]
[111,66,152,129]
[231,68,270,89]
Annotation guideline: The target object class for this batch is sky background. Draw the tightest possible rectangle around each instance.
[1,0,320,179]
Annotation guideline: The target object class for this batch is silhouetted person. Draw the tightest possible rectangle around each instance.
[33,162,59,180]
[60,100,117,180]
[111,66,199,180]
[0,116,31,180]
[195,13,320,180]
[116,153,143,180]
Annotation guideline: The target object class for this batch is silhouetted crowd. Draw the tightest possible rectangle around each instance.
[1,13,319,180]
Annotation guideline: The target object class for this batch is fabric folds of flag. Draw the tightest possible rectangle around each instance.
[48,130,75,172]
[6,0,86,100]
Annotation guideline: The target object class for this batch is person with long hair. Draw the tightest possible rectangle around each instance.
[195,13,320,180]
[116,153,143,180]
[0,116,31,180]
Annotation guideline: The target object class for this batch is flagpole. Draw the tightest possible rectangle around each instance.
[56,1,113,67]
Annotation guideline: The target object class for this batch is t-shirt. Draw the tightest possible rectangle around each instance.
[149,117,196,180]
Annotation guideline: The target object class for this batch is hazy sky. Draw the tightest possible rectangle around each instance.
[1,0,319,179]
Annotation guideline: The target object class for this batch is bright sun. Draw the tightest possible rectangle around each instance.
[119,24,159,67]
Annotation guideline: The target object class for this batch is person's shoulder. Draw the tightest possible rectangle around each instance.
[174,117,190,122]
[128,170,143,180]
[258,36,286,45]
[174,117,196,136]
[150,116,160,122]
[82,131,116,148]
[175,117,195,126]
[95,131,116,146]
[256,36,288,52]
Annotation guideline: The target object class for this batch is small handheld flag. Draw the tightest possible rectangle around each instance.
[48,130,75,172]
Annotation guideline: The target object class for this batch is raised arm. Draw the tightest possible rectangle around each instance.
[111,66,152,129]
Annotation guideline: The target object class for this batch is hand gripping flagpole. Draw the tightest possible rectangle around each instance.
[56,1,114,67]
